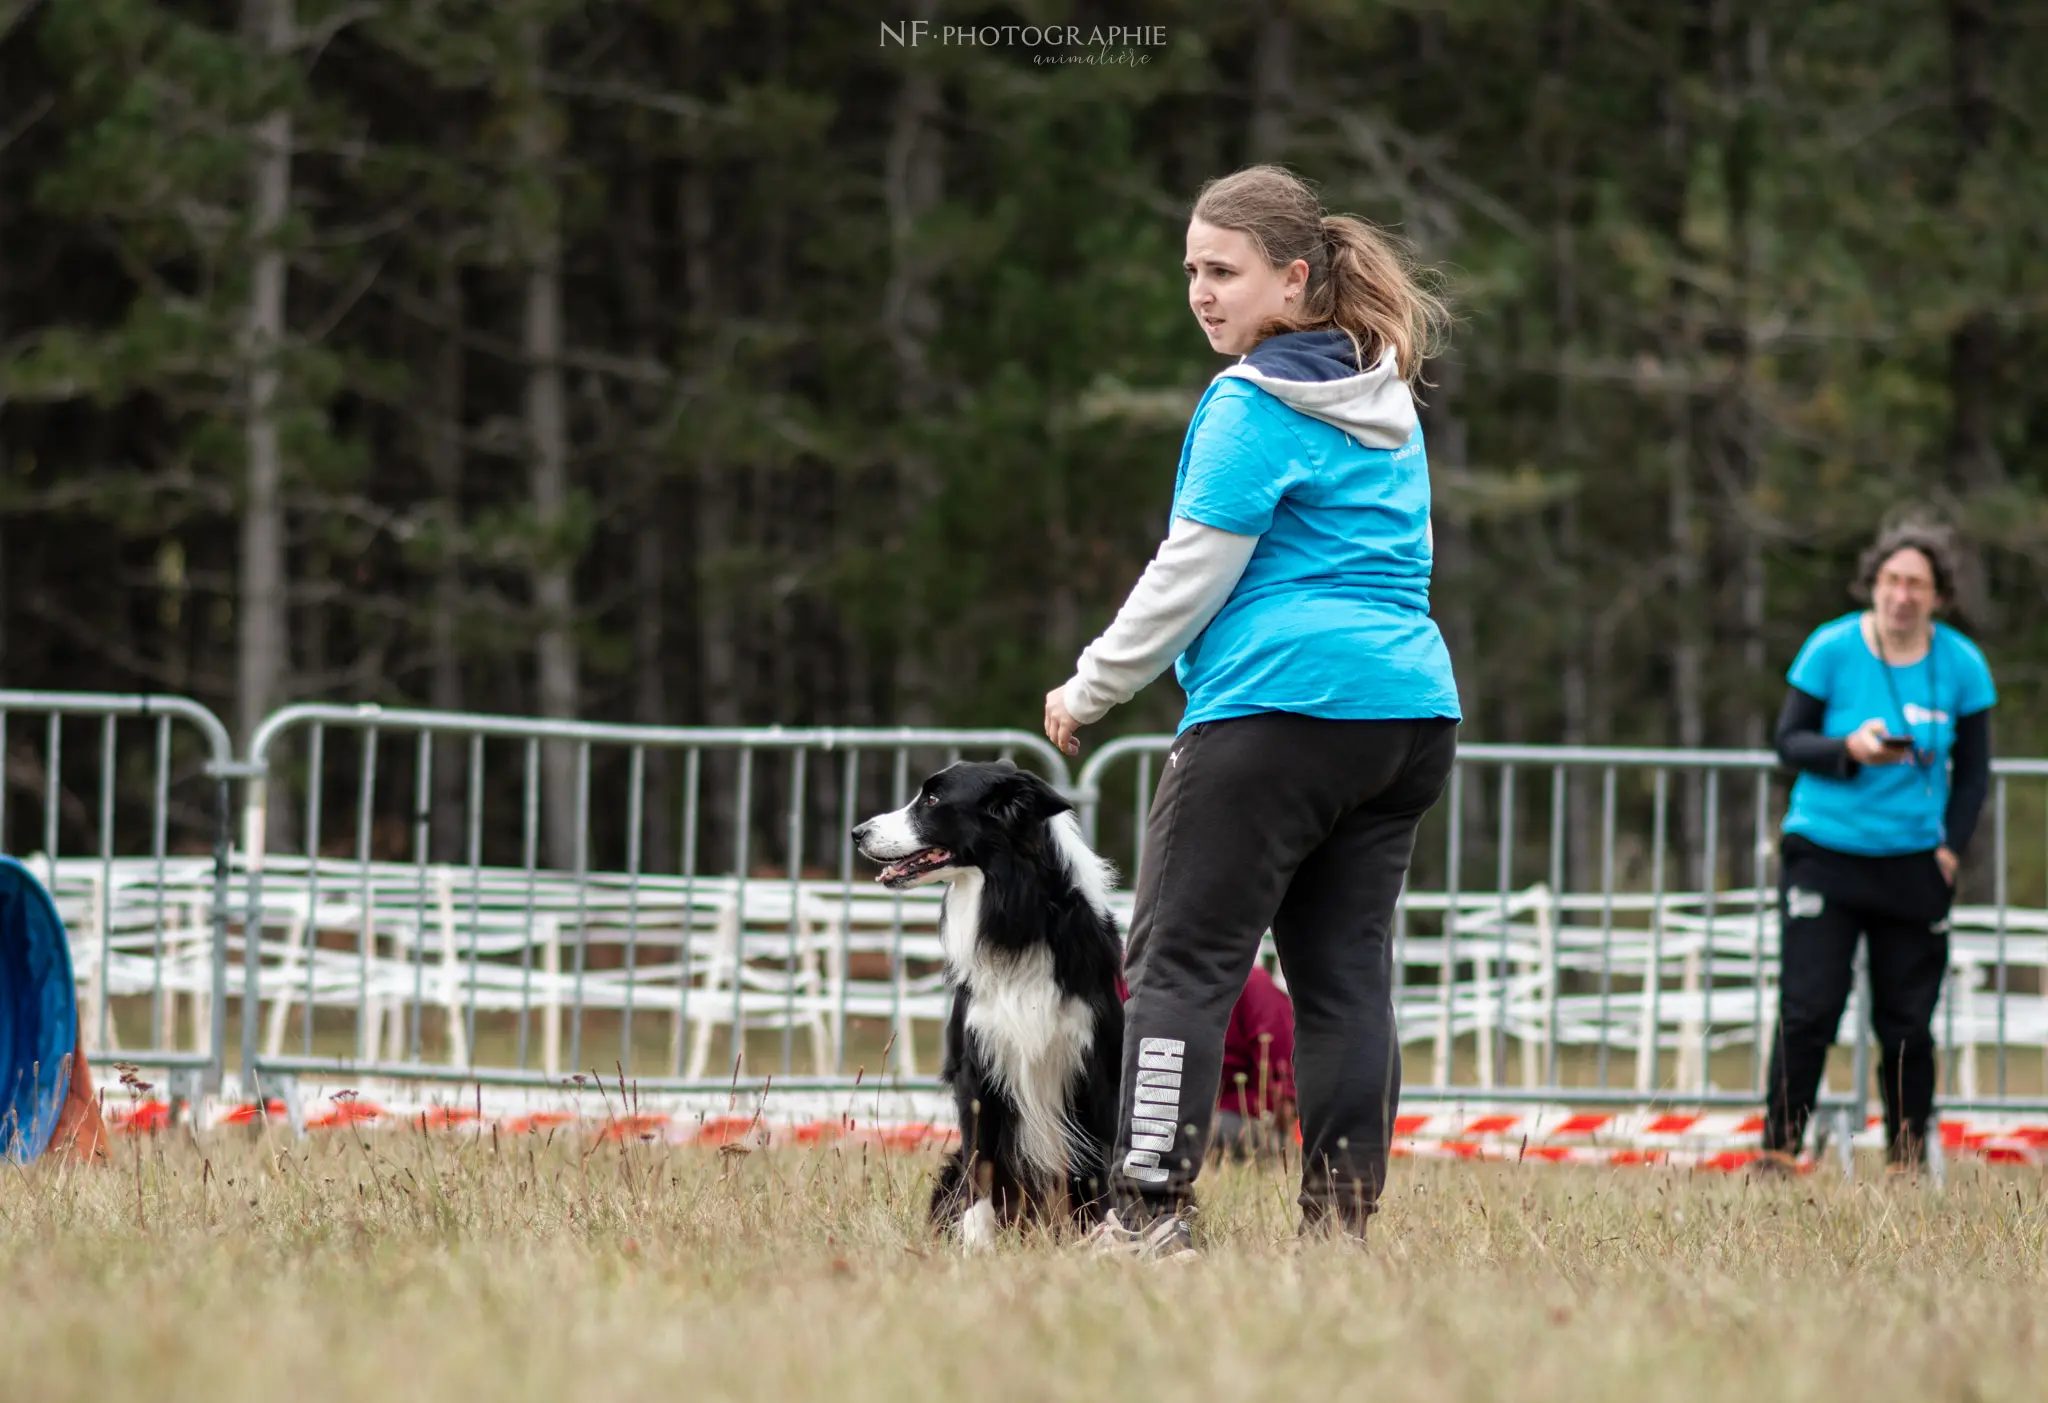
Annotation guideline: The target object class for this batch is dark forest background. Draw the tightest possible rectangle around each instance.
[2,0,2044,867]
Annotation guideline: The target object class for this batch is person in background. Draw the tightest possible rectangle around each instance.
[1211,962,1296,1160]
[1763,520,1995,1173]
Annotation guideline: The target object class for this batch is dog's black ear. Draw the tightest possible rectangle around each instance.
[988,769,1072,828]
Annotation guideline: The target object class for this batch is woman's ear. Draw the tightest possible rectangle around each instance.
[1283,257,1310,303]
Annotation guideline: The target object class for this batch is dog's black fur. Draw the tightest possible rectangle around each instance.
[852,761,1124,1239]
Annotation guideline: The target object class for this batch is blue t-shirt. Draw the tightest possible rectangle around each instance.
[1168,378,1462,730]
[1781,613,1997,856]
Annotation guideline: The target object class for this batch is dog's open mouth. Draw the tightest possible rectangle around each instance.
[875,848,952,888]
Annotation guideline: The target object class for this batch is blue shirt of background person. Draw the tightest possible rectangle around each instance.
[1781,613,1997,856]
[1167,331,1462,731]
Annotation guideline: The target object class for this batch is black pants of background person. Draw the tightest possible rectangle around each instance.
[1108,712,1457,1234]
[1763,835,1953,1167]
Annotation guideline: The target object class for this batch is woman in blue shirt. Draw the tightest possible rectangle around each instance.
[1765,523,1996,1172]
[1042,166,1459,1253]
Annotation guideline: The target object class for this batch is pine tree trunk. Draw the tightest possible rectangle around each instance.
[630,414,671,870]
[1667,347,1707,892]
[428,258,466,862]
[1422,354,1486,869]
[519,25,579,871]
[239,0,292,754]
[681,153,736,731]
[759,89,795,734]
[1546,0,1599,890]
[1733,12,1769,755]
[1662,2,1709,886]
[610,149,672,867]
[632,490,665,728]
[1045,456,1078,678]
[1425,357,1480,732]
[882,13,943,725]
[677,140,742,870]
[1945,0,2000,494]
[240,0,295,858]
[1249,3,1293,161]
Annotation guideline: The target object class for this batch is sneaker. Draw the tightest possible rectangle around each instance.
[1082,1207,1199,1262]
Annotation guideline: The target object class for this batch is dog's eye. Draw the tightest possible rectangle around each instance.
[922,794,939,807]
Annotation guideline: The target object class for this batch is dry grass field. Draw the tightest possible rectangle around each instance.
[2,1127,2044,1403]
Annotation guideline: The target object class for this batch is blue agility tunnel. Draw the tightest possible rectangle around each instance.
[0,856,79,1162]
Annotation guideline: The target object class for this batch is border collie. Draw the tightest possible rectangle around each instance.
[852,760,1124,1248]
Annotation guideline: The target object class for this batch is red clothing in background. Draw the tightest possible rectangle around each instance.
[1215,965,1294,1117]
[1115,964,1296,1117]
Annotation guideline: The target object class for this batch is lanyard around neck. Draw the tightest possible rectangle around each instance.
[1871,617,1939,775]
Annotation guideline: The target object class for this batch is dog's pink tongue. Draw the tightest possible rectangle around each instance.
[875,850,950,884]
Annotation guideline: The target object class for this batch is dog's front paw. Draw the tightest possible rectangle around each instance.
[957,1197,999,1254]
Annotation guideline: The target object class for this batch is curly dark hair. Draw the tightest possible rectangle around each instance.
[1850,521,1961,608]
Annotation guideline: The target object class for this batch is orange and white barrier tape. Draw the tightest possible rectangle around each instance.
[92,1087,2046,1169]
[1382,1108,2046,1169]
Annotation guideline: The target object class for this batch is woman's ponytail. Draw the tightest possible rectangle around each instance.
[1192,165,1450,382]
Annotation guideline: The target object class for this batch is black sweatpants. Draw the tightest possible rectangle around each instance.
[1109,712,1457,1231]
[1762,836,1953,1165]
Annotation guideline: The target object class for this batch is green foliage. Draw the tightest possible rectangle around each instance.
[0,0,2044,754]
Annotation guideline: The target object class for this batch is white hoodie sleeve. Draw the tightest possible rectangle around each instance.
[1061,517,1259,725]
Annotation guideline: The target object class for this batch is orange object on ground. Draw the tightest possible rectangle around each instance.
[49,1026,107,1163]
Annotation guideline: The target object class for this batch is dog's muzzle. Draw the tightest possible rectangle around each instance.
[869,847,953,889]
[851,819,954,889]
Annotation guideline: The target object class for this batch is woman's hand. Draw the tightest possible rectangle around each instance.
[1935,846,1959,885]
[1044,686,1082,758]
[1845,717,1910,766]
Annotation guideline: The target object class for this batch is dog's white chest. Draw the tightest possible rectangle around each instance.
[938,870,987,974]
[940,871,1097,1178]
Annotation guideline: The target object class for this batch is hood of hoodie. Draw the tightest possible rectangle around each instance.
[1214,329,1417,449]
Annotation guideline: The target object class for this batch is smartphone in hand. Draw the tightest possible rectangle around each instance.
[1877,734,1914,753]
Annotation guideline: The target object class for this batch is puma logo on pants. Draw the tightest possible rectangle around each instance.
[1122,1037,1186,1185]
[1108,714,1459,1221]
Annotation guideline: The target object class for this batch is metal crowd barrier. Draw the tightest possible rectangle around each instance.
[1078,738,2048,1122]
[0,691,243,1100]
[7,688,2044,1137]
[235,705,1073,1101]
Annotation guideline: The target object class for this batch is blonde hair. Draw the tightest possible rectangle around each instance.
[1191,164,1450,381]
